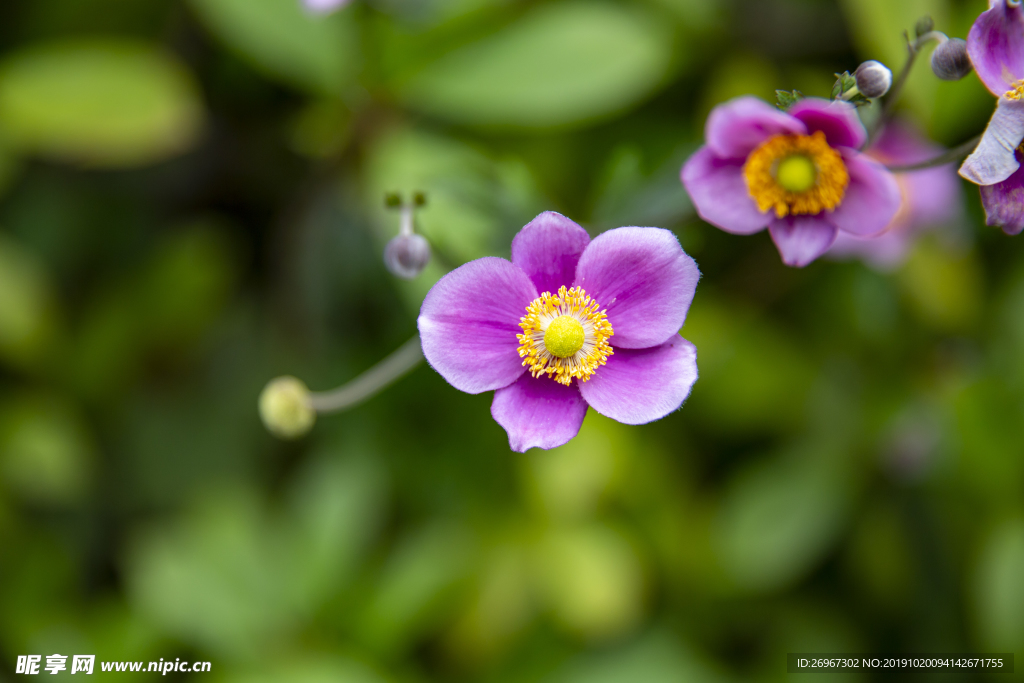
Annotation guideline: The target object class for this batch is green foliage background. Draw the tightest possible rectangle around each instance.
[0,0,1019,680]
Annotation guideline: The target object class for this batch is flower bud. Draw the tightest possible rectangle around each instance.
[931,39,973,81]
[259,376,315,439]
[854,60,892,98]
[384,233,431,279]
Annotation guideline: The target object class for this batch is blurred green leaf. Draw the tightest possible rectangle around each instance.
[952,378,1024,499]
[972,517,1024,650]
[0,40,203,167]
[715,445,853,593]
[681,296,816,434]
[400,2,676,128]
[897,239,983,332]
[0,396,93,505]
[357,522,475,655]
[536,524,645,641]
[0,233,57,369]
[549,630,726,683]
[126,489,295,659]
[286,455,388,609]
[189,0,359,95]
[222,655,390,683]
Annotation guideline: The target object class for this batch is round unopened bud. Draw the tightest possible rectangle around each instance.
[854,60,893,98]
[384,233,431,279]
[931,39,973,81]
[384,192,403,208]
[259,376,315,439]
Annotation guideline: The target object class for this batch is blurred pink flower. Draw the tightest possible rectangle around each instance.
[302,0,352,15]
[827,122,963,269]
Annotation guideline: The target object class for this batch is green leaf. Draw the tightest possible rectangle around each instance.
[715,445,853,593]
[775,89,803,110]
[0,40,203,168]
[399,2,676,128]
[0,234,57,368]
[189,0,358,95]
[973,518,1024,650]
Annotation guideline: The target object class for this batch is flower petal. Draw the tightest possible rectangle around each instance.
[828,149,902,236]
[967,0,1024,97]
[681,146,769,234]
[788,98,867,150]
[768,215,838,267]
[960,98,1024,185]
[980,153,1024,235]
[303,0,352,13]
[491,374,588,452]
[418,257,536,394]
[511,211,591,295]
[578,336,698,425]
[704,96,806,159]
[574,227,700,349]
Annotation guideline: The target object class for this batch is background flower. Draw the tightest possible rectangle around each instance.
[681,97,901,267]
[828,122,963,269]
[302,0,352,14]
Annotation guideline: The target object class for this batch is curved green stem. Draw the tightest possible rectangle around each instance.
[308,334,423,413]
[885,135,980,172]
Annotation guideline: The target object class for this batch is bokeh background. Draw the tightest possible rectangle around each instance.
[0,0,1020,680]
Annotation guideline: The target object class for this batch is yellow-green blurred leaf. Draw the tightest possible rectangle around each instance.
[898,238,983,332]
[399,2,676,128]
[0,41,204,168]
[972,518,1024,650]
[189,0,358,95]
[0,234,57,368]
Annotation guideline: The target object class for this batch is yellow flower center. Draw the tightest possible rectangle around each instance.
[1005,80,1024,101]
[743,130,850,218]
[543,315,585,358]
[517,286,613,386]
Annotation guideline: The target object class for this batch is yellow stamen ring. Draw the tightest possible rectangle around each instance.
[517,286,613,386]
[743,130,850,218]
[1005,79,1024,101]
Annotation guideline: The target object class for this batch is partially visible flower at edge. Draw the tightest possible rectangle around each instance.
[960,0,1024,233]
[417,212,700,453]
[681,96,901,268]
[828,121,963,268]
[302,0,353,15]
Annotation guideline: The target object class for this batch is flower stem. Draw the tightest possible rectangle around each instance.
[884,135,980,172]
[308,334,423,413]
[863,30,946,150]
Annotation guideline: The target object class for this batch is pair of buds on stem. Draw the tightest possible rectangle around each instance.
[836,18,973,106]
[258,193,431,439]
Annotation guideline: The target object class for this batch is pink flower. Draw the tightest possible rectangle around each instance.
[418,212,700,452]
[828,122,963,268]
[681,97,901,267]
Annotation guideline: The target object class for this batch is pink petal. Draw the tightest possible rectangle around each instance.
[788,98,867,150]
[681,147,769,235]
[491,374,589,452]
[828,149,902,237]
[960,98,1024,186]
[511,211,590,295]
[418,257,536,394]
[578,336,698,425]
[704,96,807,159]
[980,153,1024,235]
[967,0,1024,97]
[768,216,838,267]
[574,227,700,349]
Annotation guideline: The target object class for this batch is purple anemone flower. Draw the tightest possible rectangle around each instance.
[302,0,352,14]
[828,122,962,268]
[418,212,700,452]
[681,96,901,267]
[959,1,1024,233]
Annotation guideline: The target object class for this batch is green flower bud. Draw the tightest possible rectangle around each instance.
[259,376,315,439]
[931,39,973,81]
